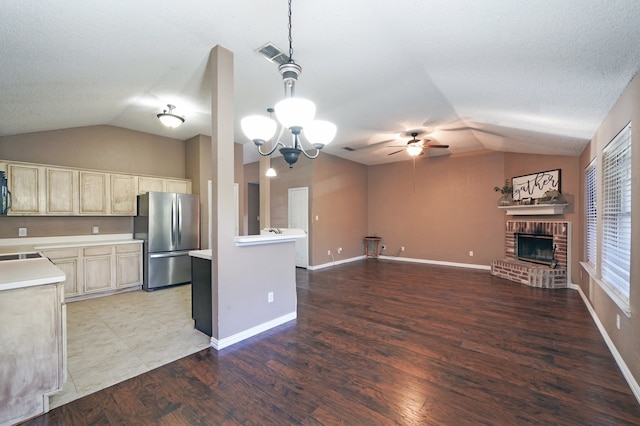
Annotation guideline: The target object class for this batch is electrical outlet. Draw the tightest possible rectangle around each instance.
[268,292,274,303]
[401,246,405,252]
[18,227,27,237]
[328,249,331,256]
[469,250,474,257]
[338,247,342,254]
[616,314,621,330]
[92,225,99,234]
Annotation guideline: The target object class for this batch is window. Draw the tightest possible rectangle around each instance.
[601,123,632,302]
[584,161,597,265]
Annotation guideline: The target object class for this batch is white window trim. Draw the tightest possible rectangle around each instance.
[581,261,631,317]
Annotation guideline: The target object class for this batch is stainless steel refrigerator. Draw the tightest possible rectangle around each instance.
[134,192,200,291]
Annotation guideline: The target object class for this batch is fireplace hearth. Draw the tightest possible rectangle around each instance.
[491,221,569,289]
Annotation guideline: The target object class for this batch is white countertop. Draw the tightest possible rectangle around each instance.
[235,232,305,247]
[0,258,66,291]
[189,249,212,260]
[0,234,141,254]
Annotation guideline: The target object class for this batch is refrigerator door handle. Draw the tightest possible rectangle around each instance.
[149,251,192,259]
[178,197,183,246]
[171,198,177,247]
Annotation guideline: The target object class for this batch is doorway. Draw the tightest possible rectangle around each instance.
[288,187,308,268]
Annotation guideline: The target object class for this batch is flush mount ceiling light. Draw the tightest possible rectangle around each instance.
[157,104,185,129]
[241,0,336,168]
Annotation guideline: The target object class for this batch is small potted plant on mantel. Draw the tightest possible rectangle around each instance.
[494,179,514,206]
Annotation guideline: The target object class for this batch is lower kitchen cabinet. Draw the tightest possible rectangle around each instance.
[43,242,142,301]
[116,244,143,288]
[84,246,114,293]
[43,248,80,297]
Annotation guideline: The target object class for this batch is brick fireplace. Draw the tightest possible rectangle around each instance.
[491,220,570,289]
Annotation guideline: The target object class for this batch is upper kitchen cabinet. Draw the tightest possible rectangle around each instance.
[138,176,192,195]
[47,167,78,214]
[110,174,136,215]
[79,171,109,215]
[6,163,43,214]
[137,176,165,195]
[2,163,78,215]
[1,159,191,216]
[166,178,191,194]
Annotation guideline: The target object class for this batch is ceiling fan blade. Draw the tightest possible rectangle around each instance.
[424,144,450,149]
[388,150,404,156]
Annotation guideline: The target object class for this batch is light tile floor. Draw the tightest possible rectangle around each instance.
[49,284,211,409]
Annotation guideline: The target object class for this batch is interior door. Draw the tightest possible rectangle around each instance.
[288,187,308,268]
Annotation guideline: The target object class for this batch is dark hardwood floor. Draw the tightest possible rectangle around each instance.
[27,261,640,425]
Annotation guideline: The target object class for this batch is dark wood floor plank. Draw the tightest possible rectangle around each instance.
[25,260,640,425]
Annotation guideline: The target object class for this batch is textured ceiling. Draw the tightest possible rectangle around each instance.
[2,0,640,166]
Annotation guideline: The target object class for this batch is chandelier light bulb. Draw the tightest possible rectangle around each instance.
[303,120,337,147]
[274,98,316,129]
[241,115,277,143]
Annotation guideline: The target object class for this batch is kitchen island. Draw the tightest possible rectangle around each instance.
[0,256,67,425]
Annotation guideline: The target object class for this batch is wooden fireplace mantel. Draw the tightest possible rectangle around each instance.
[498,204,568,216]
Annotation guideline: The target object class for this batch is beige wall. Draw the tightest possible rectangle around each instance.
[579,71,640,387]
[311,154,368,266]
[0,125,185,177]
[368,150,506,265]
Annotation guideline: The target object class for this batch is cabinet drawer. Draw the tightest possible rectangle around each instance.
[42,248,80,259]
[83,246,113,256]
[116,243,142,254]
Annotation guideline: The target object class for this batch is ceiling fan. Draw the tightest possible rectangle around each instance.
[388,132,449,156]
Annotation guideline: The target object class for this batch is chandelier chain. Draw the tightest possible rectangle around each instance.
[288,0,294,62]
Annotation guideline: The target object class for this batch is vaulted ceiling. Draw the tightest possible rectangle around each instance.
[2,1,640,165]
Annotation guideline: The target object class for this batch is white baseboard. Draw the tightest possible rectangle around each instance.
[308,255,490,271]
[308,255,364,270]
[379,255,491,270]
[573,283,640,404]
[210,311,296,350]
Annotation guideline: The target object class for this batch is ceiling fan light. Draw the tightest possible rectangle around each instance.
[241,115,278,143]
[303,120,337,147]
[406,144,423,156]
[274,97,316,129]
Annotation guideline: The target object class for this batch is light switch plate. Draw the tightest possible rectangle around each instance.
[18,227,27,237]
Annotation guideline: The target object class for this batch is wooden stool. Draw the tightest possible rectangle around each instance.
[364,236,382,259]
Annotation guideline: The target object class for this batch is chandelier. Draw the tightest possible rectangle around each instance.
[241,0,336,168]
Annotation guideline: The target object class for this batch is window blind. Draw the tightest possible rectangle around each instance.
[601,123,632,301]
[584,163,597,265]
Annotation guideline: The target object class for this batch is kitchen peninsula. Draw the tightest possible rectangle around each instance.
[0,255,66,425]
[189,230,304,348]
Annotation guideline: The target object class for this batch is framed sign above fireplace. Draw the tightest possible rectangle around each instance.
[512,169,561,202]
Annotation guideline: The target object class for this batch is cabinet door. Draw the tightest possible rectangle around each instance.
[54,257,80,296]
[166,179,191,194]
[47,167,78,215]
[7,164,42,214]
[42,248,81,298]
[111,174,136,215]
[137,176,165,195]
[115,244,142,288]
[83,246,113,293]
[80,171,109,215]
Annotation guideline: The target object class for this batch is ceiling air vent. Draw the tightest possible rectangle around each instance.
[256,43,290,65]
